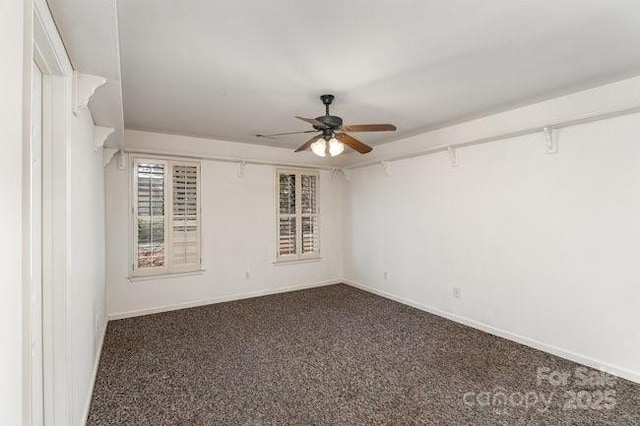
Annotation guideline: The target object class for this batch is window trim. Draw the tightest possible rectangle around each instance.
[131,156,202,277]
[275,168,321,262]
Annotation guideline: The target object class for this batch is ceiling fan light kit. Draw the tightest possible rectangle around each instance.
[328,138,344,156]
[311,138,326,157]
[310,137,345,157]
[257,94,397,157]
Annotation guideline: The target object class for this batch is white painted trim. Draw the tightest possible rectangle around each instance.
[543,126,558,154]
[112,0,126,143]
[28,57,45,426]
[32,1,74,425]
[33,0,72,76]
[117,150,126,170]
[343,279,640,385]
[447,146,460,168]
[72,72,107,116]
[103,148,118,168]
[81,319,107,426]
[272,258,322,265]
[60,74,74,426]
[93,126,114,151]
[127,269,206,282]
[343,76,640,169]
[108,279,341,321]
[125,147,339,171]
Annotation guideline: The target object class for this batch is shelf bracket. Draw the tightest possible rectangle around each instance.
[103,148,118,168]
[380,161,391,177]
[117,150,126,170]
[448,146,460,168]
[94,126,114,152]
[73,71,107,116]
[543,127,558,154]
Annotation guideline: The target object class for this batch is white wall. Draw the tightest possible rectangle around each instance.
[0,0,25,423]
[344,112,640,382]
[6,2,108,422]
[106,132,344,318]
[68,107,106,425]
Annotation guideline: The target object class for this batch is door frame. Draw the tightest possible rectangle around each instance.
[30,56,44,426]
[28,1,74,425]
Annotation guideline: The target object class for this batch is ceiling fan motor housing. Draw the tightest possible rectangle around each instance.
[315,94,342,131]
[314,115,343,131]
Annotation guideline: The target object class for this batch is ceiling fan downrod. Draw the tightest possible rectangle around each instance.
[320,94,334,116]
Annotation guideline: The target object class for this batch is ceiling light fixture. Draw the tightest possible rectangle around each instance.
[310,136,345,157]
[328,137,344,157]
[310,138,327,157]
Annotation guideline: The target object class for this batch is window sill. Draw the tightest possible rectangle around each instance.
[128,269,206,282]
[273,257,322,265]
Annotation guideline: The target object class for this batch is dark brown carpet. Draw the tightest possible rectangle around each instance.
[87,284,639,425]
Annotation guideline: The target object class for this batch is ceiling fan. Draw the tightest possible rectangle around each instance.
[257,94,397,157]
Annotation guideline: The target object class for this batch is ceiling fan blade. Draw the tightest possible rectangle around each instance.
[335,133,373,154]
[256,130,318,138]
[295,116,328,129]
[294,135,322,152]
[340,124,396,132]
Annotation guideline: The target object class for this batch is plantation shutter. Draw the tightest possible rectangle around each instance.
[300,174,319,254]
[276,169,320,260]
[171,163,200,271]
[278,172,297,256]
[135,160,167,273]
[133,157,201,276]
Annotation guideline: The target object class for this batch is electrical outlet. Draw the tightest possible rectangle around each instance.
[245,271,251,280]
[453,287,462,299]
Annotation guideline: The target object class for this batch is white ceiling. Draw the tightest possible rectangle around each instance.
[117,0,640,150]
[48,0,126,148]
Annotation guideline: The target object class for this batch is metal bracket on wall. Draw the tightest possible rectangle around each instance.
[448,146,460,168]
[543,127,558,154]
[72,71,107,116]
[238,161,246,178]
[380,161,391,177]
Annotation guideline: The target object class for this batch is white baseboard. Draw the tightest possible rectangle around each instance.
[108,279,342,321]
[343,279,640,385]
[82,318,108,426]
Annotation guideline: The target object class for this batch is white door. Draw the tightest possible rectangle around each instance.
[31,59,44,426]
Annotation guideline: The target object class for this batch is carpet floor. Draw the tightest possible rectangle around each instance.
[87,284,639,425]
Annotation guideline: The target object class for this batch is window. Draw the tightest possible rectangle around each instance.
[276,169,320,261]
[133,158,201,276]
